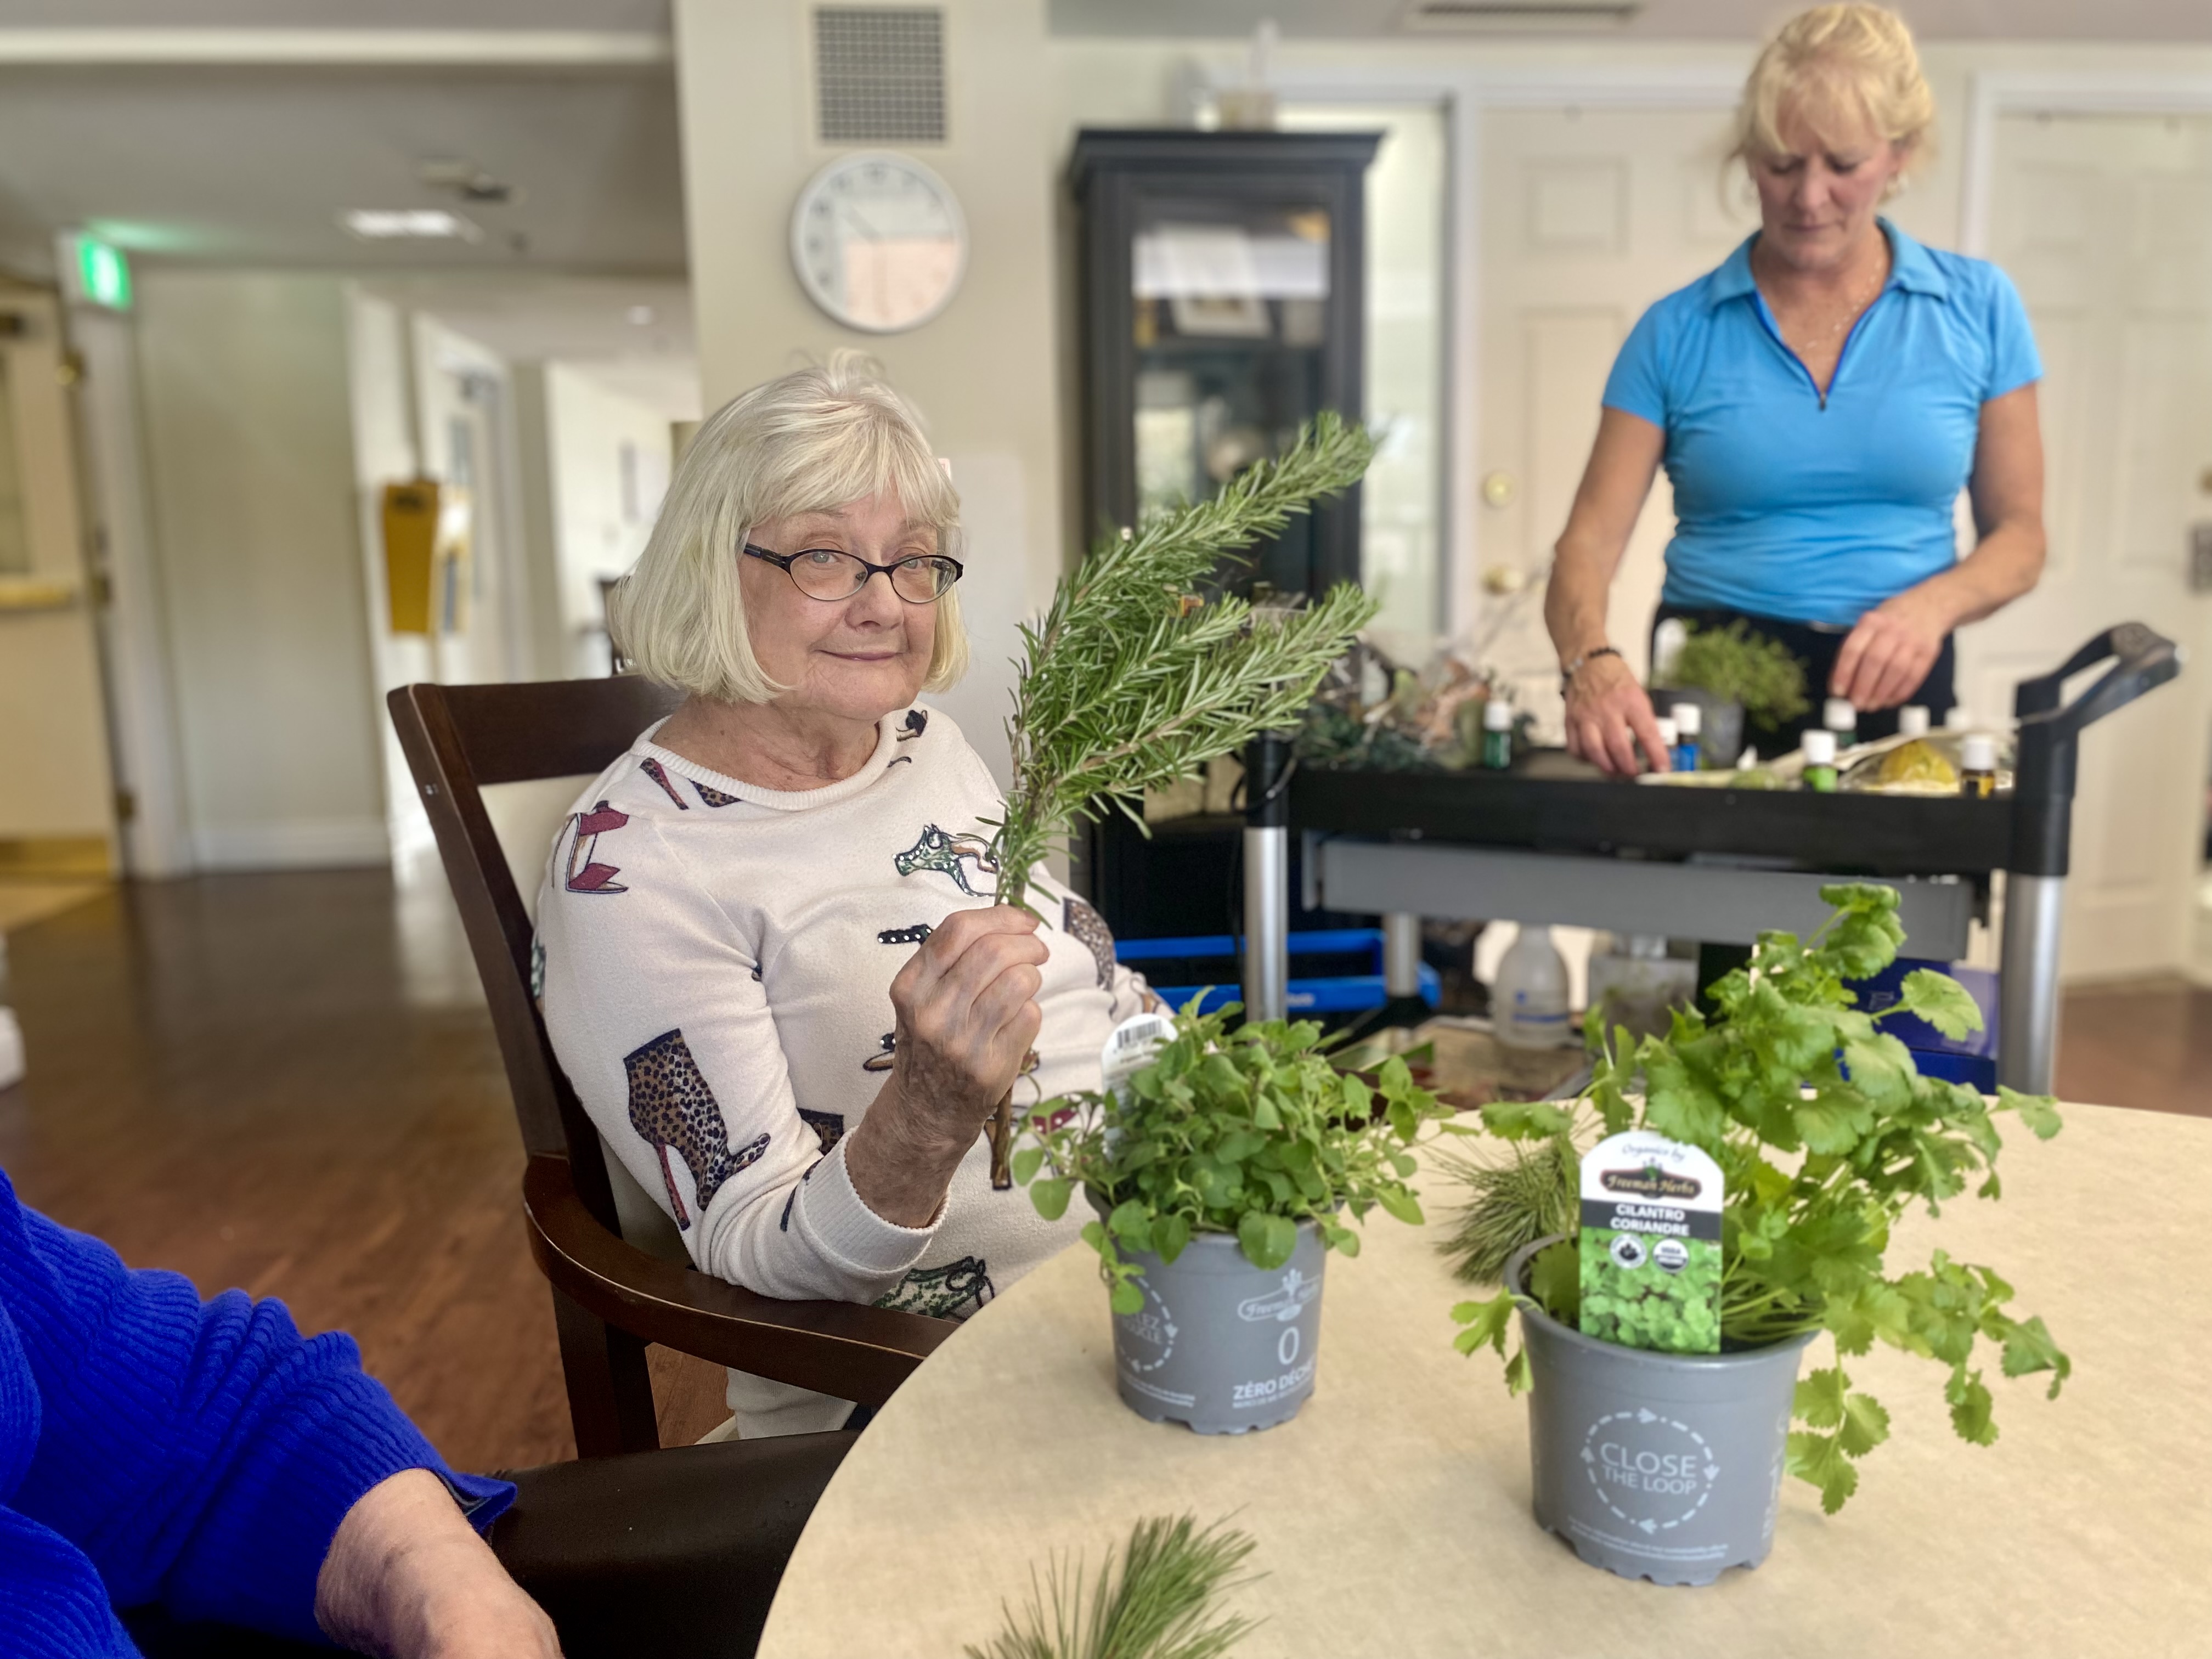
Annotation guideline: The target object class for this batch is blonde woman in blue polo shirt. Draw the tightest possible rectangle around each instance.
[1546,4,2046,775]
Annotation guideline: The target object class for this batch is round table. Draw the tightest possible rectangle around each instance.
[758,1102,2211,1657]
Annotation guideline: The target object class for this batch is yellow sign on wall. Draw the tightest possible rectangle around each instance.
[381,479,438,635]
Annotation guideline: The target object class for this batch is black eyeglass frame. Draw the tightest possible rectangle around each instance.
[741,541,964,605]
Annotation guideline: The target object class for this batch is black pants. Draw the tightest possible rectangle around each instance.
[1652,602,1957,757]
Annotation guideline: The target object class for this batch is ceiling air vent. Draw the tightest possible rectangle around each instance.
[815,7,946,145]
[1400,0,1642,30]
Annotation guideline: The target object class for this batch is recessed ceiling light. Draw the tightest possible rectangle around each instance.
[341,209,481,241]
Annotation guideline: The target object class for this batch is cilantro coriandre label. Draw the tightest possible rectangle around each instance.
[1578,1131,1724,1356]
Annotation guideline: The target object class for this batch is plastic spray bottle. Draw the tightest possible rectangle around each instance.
[1494,924,1572,1049]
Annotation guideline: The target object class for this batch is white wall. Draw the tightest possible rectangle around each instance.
[544,362,672,680]
[136,271,387,870]
[673,0,1063,788]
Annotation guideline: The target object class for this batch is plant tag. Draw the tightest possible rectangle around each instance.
[1577,1131,1724,1355]
[1101,1012,1175,1105]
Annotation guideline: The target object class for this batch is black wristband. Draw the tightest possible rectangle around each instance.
[1561,644,1623,696]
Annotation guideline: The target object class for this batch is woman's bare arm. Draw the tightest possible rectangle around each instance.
[1544,407,1671,775]
[1831,383,2046,709]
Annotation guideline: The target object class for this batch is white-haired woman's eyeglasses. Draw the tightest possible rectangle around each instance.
[741,541,964,605]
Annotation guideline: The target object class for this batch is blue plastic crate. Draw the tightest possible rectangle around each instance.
[1845,957,1999,1093]
[1114,928,1442,1018]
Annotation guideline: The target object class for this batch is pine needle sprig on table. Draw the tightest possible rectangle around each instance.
[988,412,1379,912]
[964,1513,1262,1659]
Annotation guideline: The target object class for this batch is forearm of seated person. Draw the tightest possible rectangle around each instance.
[318,1469,556,1659]
[842,1074,973,1229]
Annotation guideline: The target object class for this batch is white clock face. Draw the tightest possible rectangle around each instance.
[792,153,967,334]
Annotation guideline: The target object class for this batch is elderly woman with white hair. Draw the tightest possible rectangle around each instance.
[1547,2,2047,772]
[535,356,1149,1437]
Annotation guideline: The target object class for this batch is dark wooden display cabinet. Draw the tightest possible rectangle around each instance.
[1066,127,1382,942]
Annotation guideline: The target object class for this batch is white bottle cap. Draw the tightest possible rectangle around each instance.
[1669,701,1701,736]
[1654,716,1678,749]
[1898,705,1930,738]
[1944,706,1972,731]
[1802,729,1837,765]
[1824,697,1856,732]
[1484,696,1513,731]
[1962,732,1997,771]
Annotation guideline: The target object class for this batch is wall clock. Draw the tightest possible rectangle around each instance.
[791,152,968,334]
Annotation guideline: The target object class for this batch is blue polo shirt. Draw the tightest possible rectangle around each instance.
[1602,219,2041,627]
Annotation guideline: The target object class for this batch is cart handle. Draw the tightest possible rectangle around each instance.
[2008,622,2183,877]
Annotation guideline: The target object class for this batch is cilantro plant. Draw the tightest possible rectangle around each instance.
[1448,884,2069,1513]
[1015,1001,1452,1314]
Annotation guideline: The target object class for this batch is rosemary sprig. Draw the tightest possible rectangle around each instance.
[986,413,1378,912]
[964,1513,1262,1659]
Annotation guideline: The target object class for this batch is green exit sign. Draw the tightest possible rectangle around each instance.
[70,235,132,311]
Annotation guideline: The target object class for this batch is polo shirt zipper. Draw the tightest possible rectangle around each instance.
[1754,287,1891,410]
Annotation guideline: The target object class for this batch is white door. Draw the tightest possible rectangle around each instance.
[1472,104,1752,719]
[0,283,116,873]
[1982,112,2212,982]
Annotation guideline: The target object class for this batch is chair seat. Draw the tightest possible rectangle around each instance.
[123,1433,857,1659]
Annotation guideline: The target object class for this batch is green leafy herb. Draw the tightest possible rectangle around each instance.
[1656,618,1810,726]
[1018,999,1454,1313]
[1448,883,2069,1510]
[986,414,1378,912]
[965,1513,1261,1659]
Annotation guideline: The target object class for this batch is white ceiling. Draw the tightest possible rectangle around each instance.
[1048,0,2212,40]
[0,57,685,280]
[0,1,667,26]
[362,273,701,418]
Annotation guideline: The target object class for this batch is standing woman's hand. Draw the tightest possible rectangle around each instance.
[844,906,1047,1227]
[1831,585,1950,712]
[1565,653,1671,776]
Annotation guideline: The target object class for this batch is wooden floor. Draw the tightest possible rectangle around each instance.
[0,869,727,1475]
[0,870,2203,1475]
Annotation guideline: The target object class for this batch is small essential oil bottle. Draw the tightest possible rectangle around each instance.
[1898,704,1931,739]
[1668,701,1702,772]
[1652,715,1678,771]
[1824,696,1858,751]
[1944,705,1972,732]
[1482,695,1514,769]
[1960,732,1998,799]
[1801,728,1839,792]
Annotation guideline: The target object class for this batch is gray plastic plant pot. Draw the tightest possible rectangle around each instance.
[1105,1214,1327,1435]
[1505,1237,1815,1587]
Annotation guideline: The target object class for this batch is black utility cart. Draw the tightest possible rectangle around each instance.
[1238,624,2181,1093]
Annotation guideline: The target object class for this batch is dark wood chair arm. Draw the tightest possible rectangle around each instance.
[522,1154,956,1407]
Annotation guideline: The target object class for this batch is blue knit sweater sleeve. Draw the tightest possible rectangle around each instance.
[0,1169,512,1650]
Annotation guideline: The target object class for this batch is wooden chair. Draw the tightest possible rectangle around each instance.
[387,676,952,1457]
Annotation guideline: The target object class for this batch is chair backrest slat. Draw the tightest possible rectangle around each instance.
[387,677,683,1211]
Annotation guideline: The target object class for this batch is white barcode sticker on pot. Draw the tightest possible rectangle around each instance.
[1101,1012,1175,1105]
[1578,1131,1724,1355]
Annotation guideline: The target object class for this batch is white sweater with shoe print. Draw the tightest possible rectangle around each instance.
[534,703,1148,1436]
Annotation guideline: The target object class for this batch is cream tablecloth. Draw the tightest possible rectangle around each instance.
[758,1102,2210,1657]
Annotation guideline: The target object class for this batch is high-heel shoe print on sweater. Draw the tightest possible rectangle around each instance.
[623,1029,769,1228]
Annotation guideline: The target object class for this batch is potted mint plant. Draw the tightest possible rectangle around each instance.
[1655,618,1810,767]
[1448,885,2068,1584]
[1017,1001,1450,1434]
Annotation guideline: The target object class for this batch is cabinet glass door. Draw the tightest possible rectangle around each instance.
[1128,196,1333,596]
